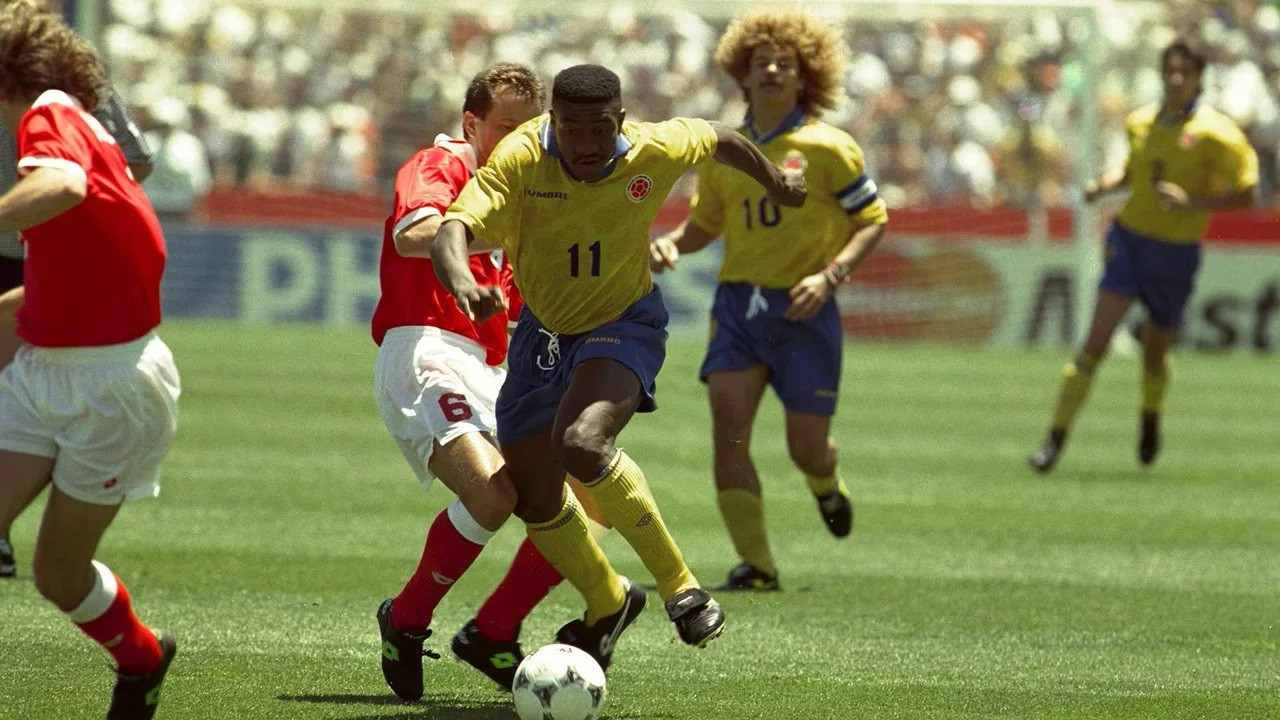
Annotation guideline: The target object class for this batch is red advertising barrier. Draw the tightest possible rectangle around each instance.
[197,188,1278,244]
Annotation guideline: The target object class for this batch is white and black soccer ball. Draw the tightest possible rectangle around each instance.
[511,643,607,720]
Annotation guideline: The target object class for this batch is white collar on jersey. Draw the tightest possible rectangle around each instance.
[432,134,477,174]
[31,89,83,111]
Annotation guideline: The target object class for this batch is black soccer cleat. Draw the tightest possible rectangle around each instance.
[717,562,780,592]
[376,598,439,702]
[0,535,14,579]
[1139,412,1160,466]
[106,629,177,720]
[815,486,853,538]
[1029,429,1067,474]
[665,587,725,648]
[554,577,646,672]
[451,619,524,691]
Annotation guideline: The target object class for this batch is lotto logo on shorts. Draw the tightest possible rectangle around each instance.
[102,478,118,490]
[627,174,653,202]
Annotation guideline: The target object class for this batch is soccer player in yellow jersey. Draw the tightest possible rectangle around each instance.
[1029,39,1258,473]
[648,11,887,591]
[432,64,805,668]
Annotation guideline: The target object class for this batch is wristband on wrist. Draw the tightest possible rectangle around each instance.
[825,261,850,284]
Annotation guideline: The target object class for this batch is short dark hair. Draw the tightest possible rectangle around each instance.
[552,64,621,105]
[1161,38,1207,74]
[463,62,545,118]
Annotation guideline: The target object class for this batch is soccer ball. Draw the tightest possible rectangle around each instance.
[511,643,607,720]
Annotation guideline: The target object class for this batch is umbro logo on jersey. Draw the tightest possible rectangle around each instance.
[526,190,569,200]
[626,174,653,202]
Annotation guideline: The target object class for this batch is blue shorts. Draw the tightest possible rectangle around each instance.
[496,287,668,445]
[699,282,842,416]
[1100,221,1202,328]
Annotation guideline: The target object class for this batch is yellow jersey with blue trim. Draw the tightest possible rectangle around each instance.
[444,114,718,335]
[1117,103,1259,244]
[688,111,888,288]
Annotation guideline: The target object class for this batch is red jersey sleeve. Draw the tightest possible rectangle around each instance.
[389,147,470,241]
[17,104,94,186]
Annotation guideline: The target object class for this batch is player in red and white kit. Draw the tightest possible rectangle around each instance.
[0,7,180,720]
[372,62,587,700]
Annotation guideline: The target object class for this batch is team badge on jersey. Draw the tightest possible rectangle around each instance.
[626,174,653,202]
[1178,132,1197,150]
[782,150,808,173]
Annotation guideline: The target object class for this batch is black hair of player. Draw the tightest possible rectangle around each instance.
[1161,39,1207,75]
[552,65,621,106]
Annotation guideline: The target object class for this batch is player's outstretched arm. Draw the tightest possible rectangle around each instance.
[708,121,806,207]
[0,285,23,325]
[1084,166,1130,204]
[430,218,506,322]
[0,166,87,233]
[650,220,717,273]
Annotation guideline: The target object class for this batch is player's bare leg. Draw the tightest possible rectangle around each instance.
[0,448,46,579]
[1031,290,1134,473]
[23,475,175,720]
[1138,322,1176,466]
[0,316,24,579]
[557,358,724,648]
[786,412,851,539]
[707,367,778,591]
[378,432,514,701]
[453,476,610,690]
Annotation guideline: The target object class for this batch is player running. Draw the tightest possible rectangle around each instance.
[649,11,887,591]
[0,6,180,718]
[371,62,551,701]
[0,0,153,583]
[432,63,805,671]
[1029,39,1258,473]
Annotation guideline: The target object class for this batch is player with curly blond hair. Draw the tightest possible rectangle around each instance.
[651,11,889,591]
[0,3,178,717]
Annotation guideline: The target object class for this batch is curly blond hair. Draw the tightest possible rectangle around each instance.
[714,11,847,118]
[0,3,106,110]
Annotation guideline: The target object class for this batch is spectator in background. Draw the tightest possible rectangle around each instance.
[138,97,212,226]
[93,1,1280,210]
[996,97,1067,208]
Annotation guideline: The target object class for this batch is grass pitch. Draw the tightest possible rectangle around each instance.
[1,323,1277,719]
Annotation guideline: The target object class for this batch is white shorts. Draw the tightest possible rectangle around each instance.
[374,326,505,488]
[0,332,181,505]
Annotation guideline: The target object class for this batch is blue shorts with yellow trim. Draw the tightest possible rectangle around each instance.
[699,282,842,416]
[1100,221,1202,328]
[496,286,668,445]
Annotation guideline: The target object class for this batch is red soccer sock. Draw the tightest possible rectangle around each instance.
[69,561,163,676]
[391,501,491,632]
[475,536,565,643]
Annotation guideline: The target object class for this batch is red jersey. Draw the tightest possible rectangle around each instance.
[370,135,510,365]
[15,91,165,348]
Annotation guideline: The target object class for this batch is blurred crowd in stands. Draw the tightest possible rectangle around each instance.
[101,0,1280,214]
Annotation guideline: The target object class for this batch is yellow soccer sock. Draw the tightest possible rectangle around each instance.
[715,489,776,577]
[585,450,698,601]
[525,490,624,626]
[804,468,845,498]
[1050,354,1098,431]
[1141,365,1169,414]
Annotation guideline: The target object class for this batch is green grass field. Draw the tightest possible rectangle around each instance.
[1,323,1277,720]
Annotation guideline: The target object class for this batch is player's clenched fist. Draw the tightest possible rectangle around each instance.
[649,236,679,273]
[768,167,806,207]
[453,283,507,322]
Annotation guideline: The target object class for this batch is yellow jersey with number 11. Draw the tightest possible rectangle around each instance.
[444,114,718,335]
[689,110,888,289]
